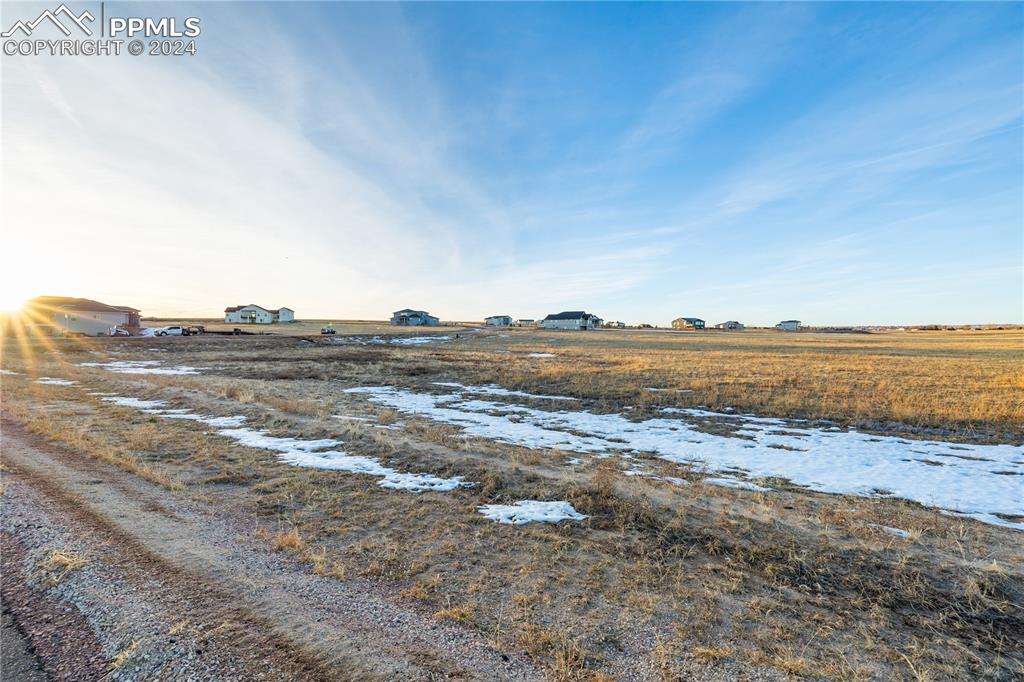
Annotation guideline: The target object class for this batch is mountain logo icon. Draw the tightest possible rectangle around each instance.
[2,4,95,38]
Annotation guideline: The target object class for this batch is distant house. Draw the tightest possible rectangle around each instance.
[714,321,745,330]
[672,317,705,330]
[391,309,440,326]
[542,311,603,330]
[777,320,802,331]
[484,315,513,326]
[25,296,140,336]
[604,320,626,328]
[516,319,537,327]
[226,305,268,324]
[224,305,294,324]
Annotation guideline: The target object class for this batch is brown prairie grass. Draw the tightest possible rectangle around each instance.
[108,639,139,673]
[40,548,87,586]
[3,330,1022,680]
[271,527,303,551]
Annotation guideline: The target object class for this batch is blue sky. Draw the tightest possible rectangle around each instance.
[2,2,1021,324]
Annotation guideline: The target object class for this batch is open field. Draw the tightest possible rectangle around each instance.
[1,327,1022,680]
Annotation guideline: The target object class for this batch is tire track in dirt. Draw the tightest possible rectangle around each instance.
[1,417,542,681]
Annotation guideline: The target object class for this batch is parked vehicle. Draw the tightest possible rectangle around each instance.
[320,326,336,335]
[109,327,131,336]
[156,326,185,336]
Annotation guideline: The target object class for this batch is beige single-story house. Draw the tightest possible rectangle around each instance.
[24,296,140,336]
[224,305,294,324]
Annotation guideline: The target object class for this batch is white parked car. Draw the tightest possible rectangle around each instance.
[145,325,186,336]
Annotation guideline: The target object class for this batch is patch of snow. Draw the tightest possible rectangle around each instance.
[35,377,78,386]
[377,472,470,492]
[390,335,452,346]
[1,369,20,375]
[333,415,374,422]
[99,395,165,405]
[101,396,167,409]
[704,477,772,492]
[432,382,577,401]
[527,353,557,358]
[93,393,470,494]
[345,384,1024,530]
[478,500,587,525]
[80,360,203,375]
[869,524,911,539]
[199,415,248,428]
[215,428,342,453]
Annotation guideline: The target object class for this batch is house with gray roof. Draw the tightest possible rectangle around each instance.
[391,309,440,326]
[541,311,603,330]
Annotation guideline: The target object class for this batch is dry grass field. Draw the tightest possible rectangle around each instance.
[1,326,1022,680]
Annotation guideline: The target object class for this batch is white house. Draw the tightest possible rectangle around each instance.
[484,315,513,326]
[25,296,140,336]
[274,307,295,323]
[714,321,745,330]
[541,311,603,330]
[225,304,285,324]
[777,319,802,331]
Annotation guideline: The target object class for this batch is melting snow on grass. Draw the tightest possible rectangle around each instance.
[345,385,1024,529]
[102,396,168,409]
[432,382,577,401]
[35,377,78,386]
[97,395,470,494]
[704,477,772,492]
[79,360,203,375]
[527,353,557,358]
[390,335,453,346]
[478,500,587,525]
[869,524,912,539]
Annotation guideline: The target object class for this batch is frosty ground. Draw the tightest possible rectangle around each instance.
[1,326,1021,680]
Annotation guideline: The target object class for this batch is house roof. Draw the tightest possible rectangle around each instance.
[112,305,140,312]
[544,311,597,321]
[28,296,131,314]
[674,317,705,323]
[779,319,801,324]
[485,314,511,319]
[225,304,271,313]
[393,309,434,317]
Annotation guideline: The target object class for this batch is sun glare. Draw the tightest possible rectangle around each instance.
[0,268,40,312]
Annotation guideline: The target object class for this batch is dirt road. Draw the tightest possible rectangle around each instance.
[0,419,542,681]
